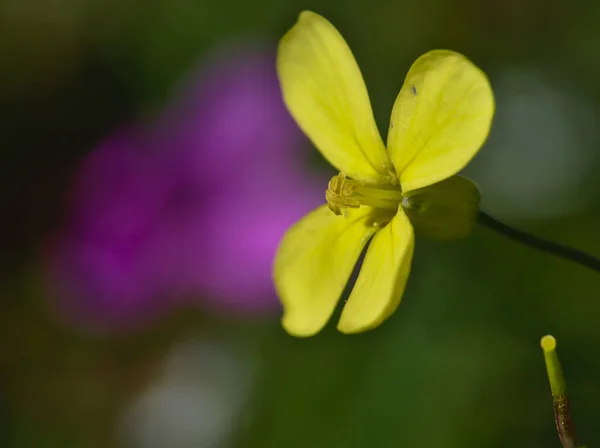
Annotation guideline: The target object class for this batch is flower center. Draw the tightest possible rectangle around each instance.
[325,173,403,216]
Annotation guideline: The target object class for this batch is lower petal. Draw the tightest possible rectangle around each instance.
[274,204,379,337]
[337,210,414,334]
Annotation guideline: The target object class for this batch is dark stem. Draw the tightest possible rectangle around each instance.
[553,395,577,448]
[477,211,600,274]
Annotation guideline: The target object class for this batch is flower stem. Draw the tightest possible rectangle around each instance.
[541,335,584,448]
[477,211,600,274]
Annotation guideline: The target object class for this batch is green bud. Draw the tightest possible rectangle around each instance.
[401,175,481,241]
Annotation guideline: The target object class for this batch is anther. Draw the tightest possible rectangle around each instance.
[325,172,404,216]
[325,173,360,216]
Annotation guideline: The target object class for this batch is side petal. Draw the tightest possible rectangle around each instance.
[274,204,379,337]
[337,210,414,334]
[387,50,494,192]
[277,11,394,183]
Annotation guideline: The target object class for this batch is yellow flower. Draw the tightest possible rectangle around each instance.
[273,11,495,337]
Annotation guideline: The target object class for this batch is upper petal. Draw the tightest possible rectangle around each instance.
[387,50,494,192]
[337,210,414,334]
[277,11,394,183]
[274,204,379,337]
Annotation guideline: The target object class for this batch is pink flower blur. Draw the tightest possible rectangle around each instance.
[47,43,324,332]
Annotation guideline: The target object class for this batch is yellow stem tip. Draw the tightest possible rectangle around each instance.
[541,334,556,352]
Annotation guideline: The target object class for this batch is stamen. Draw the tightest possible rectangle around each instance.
[325,173,360,215]
[325,173,403,216]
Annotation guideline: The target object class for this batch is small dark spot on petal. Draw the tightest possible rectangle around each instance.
[390,122,394,129]
[411,85,417,95]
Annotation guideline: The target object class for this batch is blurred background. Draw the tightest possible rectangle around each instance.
[1,0,600,446]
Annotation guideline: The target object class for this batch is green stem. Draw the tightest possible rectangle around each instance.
[478,211,600,274]
[541,336,583,448]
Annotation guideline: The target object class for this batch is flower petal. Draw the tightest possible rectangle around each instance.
[274,204,379,337]
[277,11,393,183]
[337,210,414,333]
[387,50,494,192]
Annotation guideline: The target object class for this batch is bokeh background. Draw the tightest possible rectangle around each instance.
[2,0,600,446]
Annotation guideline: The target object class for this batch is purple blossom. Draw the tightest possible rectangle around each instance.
[46,43,324,332]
